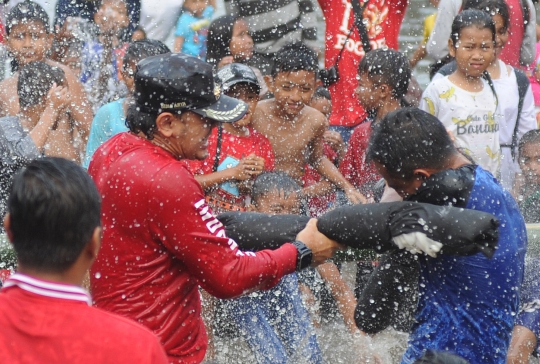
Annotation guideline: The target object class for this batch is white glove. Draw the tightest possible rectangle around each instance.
[392,232,443,258]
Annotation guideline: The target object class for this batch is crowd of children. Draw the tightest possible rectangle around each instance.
[0,0,539,363]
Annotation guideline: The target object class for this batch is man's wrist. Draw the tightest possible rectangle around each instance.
[292,240,313,271]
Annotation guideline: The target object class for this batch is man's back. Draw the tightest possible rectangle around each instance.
[403,165,527,364]
[0,273,168,364]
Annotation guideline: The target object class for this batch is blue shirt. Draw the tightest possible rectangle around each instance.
[84,99,126,168]
[402,166,527,364]
[174,6,214,60]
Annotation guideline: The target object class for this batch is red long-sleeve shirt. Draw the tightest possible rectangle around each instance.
[88,132,297,364]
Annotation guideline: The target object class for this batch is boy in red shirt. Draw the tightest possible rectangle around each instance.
[0,157,168,363]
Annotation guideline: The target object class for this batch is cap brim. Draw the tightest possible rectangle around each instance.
[222,79,261,94]
[191,94,248,123]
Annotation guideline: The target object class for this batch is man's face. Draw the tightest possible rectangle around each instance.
[374,161,423,199]
[172,111,218,160]
[7,21,51,66]
[254,189,301,215]
[520,142,540,187]
[270,71,317,118]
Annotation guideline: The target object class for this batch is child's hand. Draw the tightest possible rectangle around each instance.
[47,84,70,111]
[218,56,234,69]
[323,130,345,155]
[232,154,265,181]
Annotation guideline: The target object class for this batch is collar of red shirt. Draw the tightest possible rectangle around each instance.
[2,273,91,306]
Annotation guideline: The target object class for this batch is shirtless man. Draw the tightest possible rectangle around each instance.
[0,1,92,156]
[252,42,365,204]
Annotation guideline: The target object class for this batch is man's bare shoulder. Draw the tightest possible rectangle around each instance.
[299,105,329,129]
[253,99,278,127]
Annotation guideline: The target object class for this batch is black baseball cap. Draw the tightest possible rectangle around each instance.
[216,63,261,94]
[134,53,248,123]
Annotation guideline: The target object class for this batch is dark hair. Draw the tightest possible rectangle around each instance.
[18,61,66,108]
[450,9,496,46]
[414,350,470,364]
[252,171,301,204]
[6,0,50,35]
[122,39,170,72]
[207,15,242,67]
[518,129,540,159]
[312,86,331,101]
[272,41,318,78]
[464,0,509,30]
[7,157,101,273]
[358,49,411,106]
[125,100,158,139]
[367,107,456,180]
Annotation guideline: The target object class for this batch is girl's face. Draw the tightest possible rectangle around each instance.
[492,14,508,58]
[230,20,253,61]
[449,26,494,78]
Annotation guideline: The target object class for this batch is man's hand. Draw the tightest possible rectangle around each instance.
[296,219,343,266]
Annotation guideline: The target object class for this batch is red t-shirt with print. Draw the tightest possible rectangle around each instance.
[319,0,408,127]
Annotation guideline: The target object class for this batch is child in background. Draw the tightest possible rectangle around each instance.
[420,10,501,176]
[0,62,70,219]
[252,42,365,204]
[83,40,170,168]
[515,129,540,221]
[173,0,215,59]
[0,1,92,146]
[189,63,274,213]
[433,0,537,191]
[410,0,439,68]
[80,0,130,113]
[340,49,411,200]
[131,25,146,41]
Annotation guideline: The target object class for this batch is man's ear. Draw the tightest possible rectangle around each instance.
[264,75,274,93]
[84,227,102,264]
[155,112,180,137]
[3,213,13,245]
[413,168,435,180]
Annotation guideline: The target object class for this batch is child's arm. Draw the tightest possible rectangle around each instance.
[194,154,264,190]
[409,43,427,69]
[29,84,69,150]
[174,36,185,53]
[316,262,362,334]
[308,115,366,203]
[61,65,93,144]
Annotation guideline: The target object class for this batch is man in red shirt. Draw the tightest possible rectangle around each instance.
[318,0,408,142]
[0,157,168,363]
[88,53,341,364]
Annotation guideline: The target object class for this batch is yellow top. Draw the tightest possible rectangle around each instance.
[423,12,437,44]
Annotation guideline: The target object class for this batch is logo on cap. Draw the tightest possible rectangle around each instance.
[214,84,221,99]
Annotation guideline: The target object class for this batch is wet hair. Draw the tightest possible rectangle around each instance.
[450,9,496,46]
[122,39,170,72]
[367,107,456,180]
[518,129,540,159]
[252,171,301,204]
[7,157,101,273]
[464,0,509,30]
[272,41,318,78]
[5,1,50,35]
[207,14,242,67]
[358,49,411,106]
[413,350,470,364]
[18,61,66,108]
[312,86,331,101]
[126,101,158,139]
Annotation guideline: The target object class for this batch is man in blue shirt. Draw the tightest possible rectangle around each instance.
[366,107,527,364]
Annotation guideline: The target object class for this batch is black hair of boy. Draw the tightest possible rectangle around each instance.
[518,129,540,158]
[5,1,50,35]
[252,171,301,204]
[271,41,318,77]
[312,86,331,101]
[450,9,496,46]
[17,61,66,109]
[7,157,101,273]
[122,39,171,72]
[413,350,470,364]
[357,49,411,105]
[367,107,456,180]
